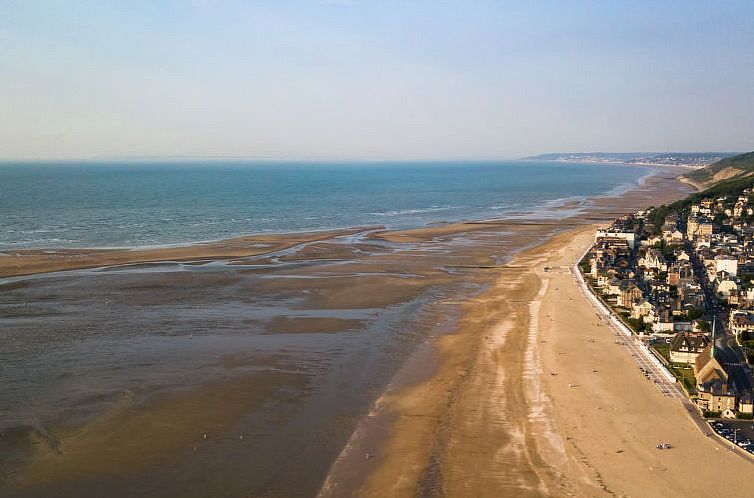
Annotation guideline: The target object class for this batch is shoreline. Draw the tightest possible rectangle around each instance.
[1,168,700,496]
[0,166,679,280]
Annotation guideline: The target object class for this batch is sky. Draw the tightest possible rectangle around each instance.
[1,0,753,160]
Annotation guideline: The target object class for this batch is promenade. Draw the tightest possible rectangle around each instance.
[570,248,681,396]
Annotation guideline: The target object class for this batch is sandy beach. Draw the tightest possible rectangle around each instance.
[330,231,754,497]
[319,171,754,497]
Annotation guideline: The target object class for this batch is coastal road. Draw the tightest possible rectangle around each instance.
[712,315,754,394]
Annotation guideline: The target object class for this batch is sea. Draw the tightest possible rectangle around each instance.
[0,160,651,250]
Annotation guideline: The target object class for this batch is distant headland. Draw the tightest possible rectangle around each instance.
[523,152,740,168]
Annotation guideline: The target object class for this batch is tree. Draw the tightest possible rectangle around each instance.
[697,320,710,332]
[687,308,703,320]
[626,317,645,332]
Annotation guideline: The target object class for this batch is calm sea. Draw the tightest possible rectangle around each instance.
[0,160,650,249]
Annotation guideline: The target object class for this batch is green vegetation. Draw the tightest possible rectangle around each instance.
[703,410,722,418]
[741,339,754,349]
[687,308,703,320]
[647,164,754,237]
[736,412,754,420]
[683,151,754,186]
[651,344,697,392]
[739,272,754,284]
[646,204,675,235]
[669,365,696,393]
[578,260,590,275]
[662,243,682,261]
[626,317,648,333]
[697,320,710,332]
[652,344,670,362]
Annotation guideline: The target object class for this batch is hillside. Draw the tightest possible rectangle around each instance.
[682,151,754,189]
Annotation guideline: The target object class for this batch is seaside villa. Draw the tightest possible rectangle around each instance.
[729,311,754,337]
[669,332,709,364]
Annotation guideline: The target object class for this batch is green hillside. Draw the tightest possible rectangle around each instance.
[682,151,754,188]
[648,167,754,231]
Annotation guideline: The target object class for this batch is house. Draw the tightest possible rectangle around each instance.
[638,249,667,272]
[729,311,754,336]
[606,279,622,297]
[687,216,714,241]
[630,299,655,323]
[670,230,684,243]
[642,235,663,247]
[617,282,643,308]
[669,332,709,364]
[739,392,754,415]
[717,278,738,299]
[729,290,741,307]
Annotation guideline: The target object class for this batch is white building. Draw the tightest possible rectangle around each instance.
[717,278,738,298]
[595,230,635,249]
[715,256,738,277]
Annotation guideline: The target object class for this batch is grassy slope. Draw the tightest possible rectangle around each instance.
[648,166,754,232]
[683,151,754,188]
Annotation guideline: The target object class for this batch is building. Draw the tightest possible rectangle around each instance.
[729,311,754,336]
[717,278,738,299]
[595,230,636,249]
[617,282,643,308]
[687,216,714,240]
[715,255,738,277]
[653,320,692,333]
[669,332,709,364]
[630,299,655,323]
[694,346,737,416]
[638,248,667,272]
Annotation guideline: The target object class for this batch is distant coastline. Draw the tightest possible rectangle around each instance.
[523,151,740,169]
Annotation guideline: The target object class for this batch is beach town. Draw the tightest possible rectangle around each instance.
[580,186,754,455]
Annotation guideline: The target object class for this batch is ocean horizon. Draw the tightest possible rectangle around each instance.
[0,160,652,251]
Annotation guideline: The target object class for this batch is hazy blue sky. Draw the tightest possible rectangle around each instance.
[1,1,753,160]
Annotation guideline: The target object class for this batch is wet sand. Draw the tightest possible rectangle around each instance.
[0,228,369,278]
[1,167,711,497]
[1,204,549,497]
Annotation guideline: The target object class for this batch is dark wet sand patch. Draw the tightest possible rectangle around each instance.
[266,316,365,334]
[15,371,307,486]
[256,274,453,309]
